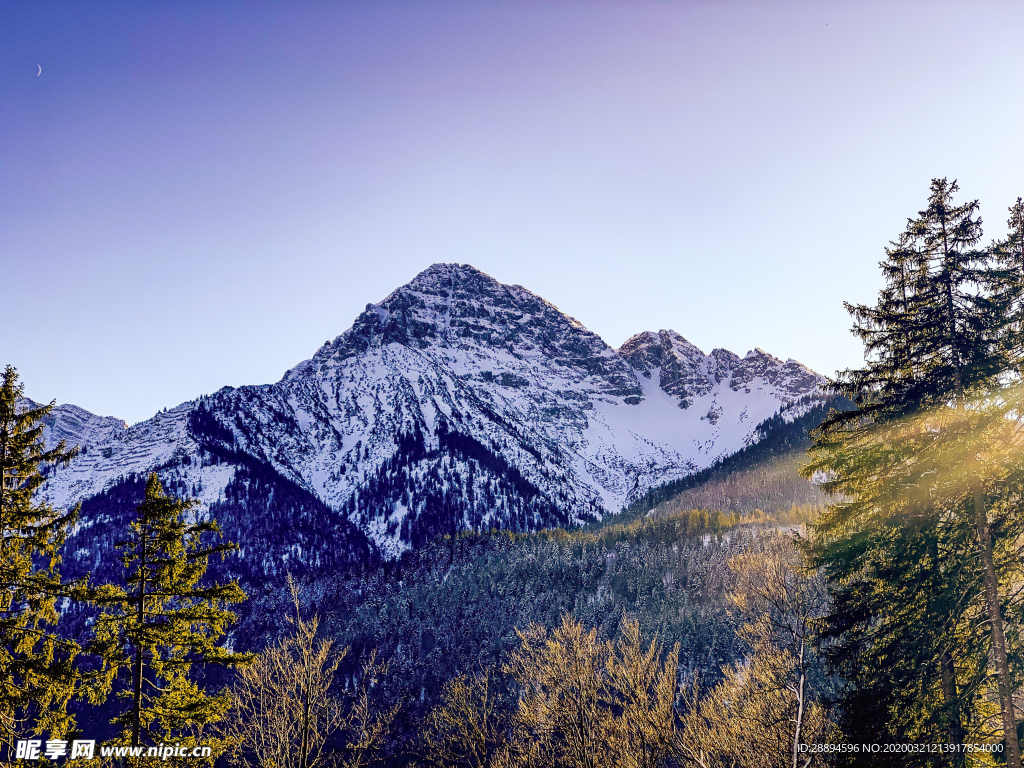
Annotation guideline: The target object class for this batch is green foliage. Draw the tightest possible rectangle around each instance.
[830,178,1007,423]
[991,197,1024,369]
[645,450,826,522]
[580,507,738,544]
[803,180,1024,764]
[85,473,250,751]
[0,365,80,750]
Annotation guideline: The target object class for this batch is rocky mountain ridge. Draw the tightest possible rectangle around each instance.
[38,263,824,563]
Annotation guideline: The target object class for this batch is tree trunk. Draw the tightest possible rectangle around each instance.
[929,534,966,753]
[973,485,1020,768]
[300,646,311,768]
[131,514,149,765]
[939,201,1019,764]
[792,640,805,768]
[939,650,966,768]
[131,643,143,746]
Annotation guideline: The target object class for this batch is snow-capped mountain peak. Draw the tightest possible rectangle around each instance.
[40,264,824,561]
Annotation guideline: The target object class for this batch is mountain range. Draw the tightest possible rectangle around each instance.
[36,263,824,570]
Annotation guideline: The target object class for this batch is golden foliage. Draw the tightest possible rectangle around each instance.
[422,614,678,768]
[422,668,504,768]
[223,577,397,768]
[675,650,835,768]
[675,534,837,768]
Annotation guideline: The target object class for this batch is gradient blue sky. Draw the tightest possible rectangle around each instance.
[4,1,1022,424]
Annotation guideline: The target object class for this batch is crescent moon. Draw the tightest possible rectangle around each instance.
[37,64,41,76]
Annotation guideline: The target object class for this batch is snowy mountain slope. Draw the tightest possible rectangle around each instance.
[40,263,824,559]
[618,330,820,410]
[20,398,128,454]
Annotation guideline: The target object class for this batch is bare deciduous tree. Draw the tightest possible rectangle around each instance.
[342,648,400,768]
[675,533,837,768]
[224,576,347,768]
[423,614,680,768]
[604,618,679,768]
[421,667,505,768]
[505,615,611,768]
[223,576,397,768]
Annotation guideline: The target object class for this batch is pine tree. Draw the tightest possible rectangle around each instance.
[0,365,80,752]
[991,198,1024,370]
[805,180,1023,765]
[831,179,1006,420]
[87,473,250,753]
[836,229,933,423]
[909,180,1021,767]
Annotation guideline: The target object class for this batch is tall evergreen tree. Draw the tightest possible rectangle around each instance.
[833,179,1007,419]
[807,418,988,759]
[991,198,1024,370]
[837,230,933,423]
[87,473,250,752]
[804,179,1022,765]
[909,181,1021,767]
[0,365,80,752]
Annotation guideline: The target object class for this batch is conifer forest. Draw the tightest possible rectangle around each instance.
[4,178,1024,768]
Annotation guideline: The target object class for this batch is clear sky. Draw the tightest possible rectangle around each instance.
[3,1,1022,425]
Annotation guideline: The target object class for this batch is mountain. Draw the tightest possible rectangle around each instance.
[618,396,840,522]
[25,400,128,451]
[39,263,824,565]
